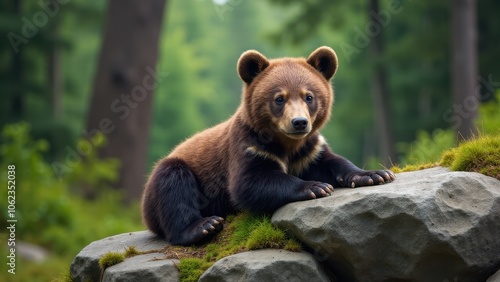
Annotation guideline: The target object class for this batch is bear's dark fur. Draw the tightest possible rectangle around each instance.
[141,47,395,245]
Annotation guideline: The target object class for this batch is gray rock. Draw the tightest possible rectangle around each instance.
[487,269,500,282]
[272,167,500,282]
[103,253,179,282]
[17,241,49,262]
[70,231,168,282]
[199,249,329,282]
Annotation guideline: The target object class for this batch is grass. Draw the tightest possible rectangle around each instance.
[98,251,125,281]
[391,162,440,173]
[392,133,500,180]
[163,213,301,282]
[99,252,125,270]
[124,246,141,258]
[440,134,500,179]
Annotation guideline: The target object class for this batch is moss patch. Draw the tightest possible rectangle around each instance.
[124,246,141,258]
[98,252,125,270]
[178,258,213,282]
[391,162,440,173]
[98,251,125,281]
[439,133,500,180]
[163,213,301,282]
[392,133,500,180]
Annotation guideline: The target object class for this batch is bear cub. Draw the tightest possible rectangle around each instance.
[142,46,395,246]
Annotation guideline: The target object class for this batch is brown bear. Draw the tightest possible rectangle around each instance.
[141,46,395,246]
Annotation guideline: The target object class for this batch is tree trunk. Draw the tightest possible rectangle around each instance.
[451,0,478,141]
[86,0,166,201]
[368,0,396,167]
[48,8,63,118]
[12,0,24,119]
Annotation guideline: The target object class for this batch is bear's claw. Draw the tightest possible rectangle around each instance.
[303,181,334,199]
[347,169,395,188]
[194,216,224,239]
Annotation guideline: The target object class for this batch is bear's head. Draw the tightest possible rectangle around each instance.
[237,46,338,142]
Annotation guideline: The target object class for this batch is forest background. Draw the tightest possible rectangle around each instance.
[0,0,499,281]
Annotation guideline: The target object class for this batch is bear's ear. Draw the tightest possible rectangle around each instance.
[307,46,338,81]
[237,50,270,84]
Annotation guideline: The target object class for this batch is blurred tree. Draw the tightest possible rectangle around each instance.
[86,0,166,201]
[451,0,478,140]
[1,0,103,161]
[47,0,63,118]
[2,0,25,123]
[477,0,500,95]
[368,0,395,165]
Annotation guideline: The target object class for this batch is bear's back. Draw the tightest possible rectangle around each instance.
[168,119,233,195]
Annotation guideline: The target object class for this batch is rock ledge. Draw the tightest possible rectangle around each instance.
[71,168,500,282]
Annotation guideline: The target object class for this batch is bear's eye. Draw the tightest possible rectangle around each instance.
[306,94,313,103]
[275,96,284,105]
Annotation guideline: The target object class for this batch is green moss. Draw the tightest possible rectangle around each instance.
[165,213,301,282]
[124,246,141,258]
[99,252,125,271]
[62,270,74,282]
[246,220,286,249]
[178,258,212,282]
[439,133,500,180]
[391,133,500,179]
[283,239,302,251]
[229,213,261,244]
[439,148,456,167]
[390,163,439,173]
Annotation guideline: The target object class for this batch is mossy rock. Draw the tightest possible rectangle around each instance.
[163,213,302,282]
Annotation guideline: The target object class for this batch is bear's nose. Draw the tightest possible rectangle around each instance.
[291,117,308,131]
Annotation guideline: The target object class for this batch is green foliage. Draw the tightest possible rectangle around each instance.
[393,132,500,177]
[0,1,105,160]
[0,122,74,238]
[99,252,125,270]
[397,129,456,166]
[58,133,120,193]
[395,90,500,172]
[0,123,143,282]
[477,91,500,134]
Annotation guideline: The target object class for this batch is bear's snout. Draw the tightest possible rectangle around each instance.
[291,117,308,131]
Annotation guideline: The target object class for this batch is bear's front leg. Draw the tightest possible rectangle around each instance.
[229,155,333,214]
[299,145,395,188]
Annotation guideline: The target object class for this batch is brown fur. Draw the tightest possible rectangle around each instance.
[164,47,337,192]
[141,47,394,246]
